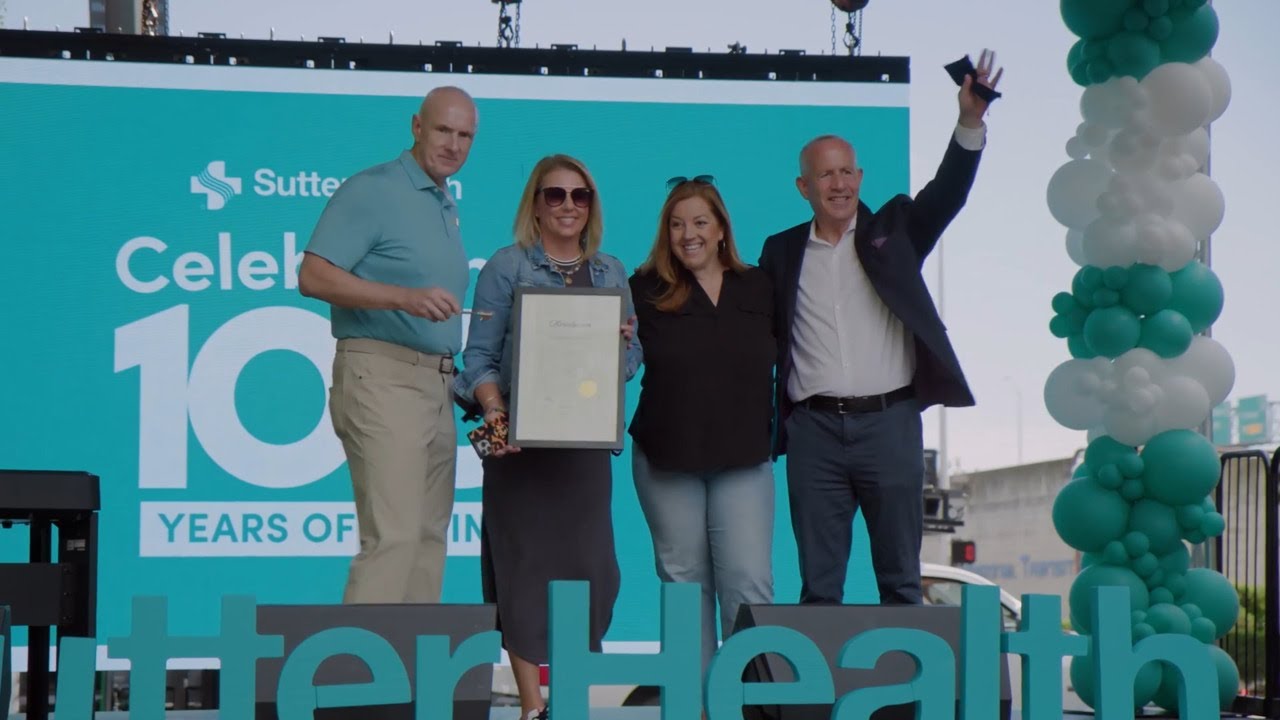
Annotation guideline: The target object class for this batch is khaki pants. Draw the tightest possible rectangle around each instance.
[329,338,457,603]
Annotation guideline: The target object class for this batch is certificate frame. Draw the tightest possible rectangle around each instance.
[507,286,627,450]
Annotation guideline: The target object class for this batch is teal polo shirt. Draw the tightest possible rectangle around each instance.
[305,150,470,356]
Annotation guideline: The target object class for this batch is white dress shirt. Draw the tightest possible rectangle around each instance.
[787,123,986,402]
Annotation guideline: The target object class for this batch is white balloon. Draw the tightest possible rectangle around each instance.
[1108,128,1161,176]
[1083,217,1139,268]
[1066,229,1088,267]
[1195,56,1232,123]
[1081,76,1145,129]
[1129,172,1174,217]
[1114,348,1169,387]
[1170,173,1226,241]
[1105,404,1160,446]
[1156,375,1212,431]
[1087,425,1110,444]
[1140,63,1215,138]
[1167,128,1211,172]
[1044,359,1108,430]
[1135,215,1170,266]
[1169,337,1236,407]
[1047,159,1113,229]
[1079,122,1112,149]
[1157,221,1198,273]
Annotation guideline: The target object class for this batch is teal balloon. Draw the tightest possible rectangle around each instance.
[1087,436,1135,470]
[1141,430,1221,506]
[1054,479,1132,553]
[1120,264,1172,315]
[1182,568,1238,639]
[1180,603,1203,620]
[1092,288,1121,307]
[1186,528,1207,544]
[1190,617,1216,643]
[1161,5,1219,63]
[1148,14,1174,40]
[1066,307,1089,334]
[1146,603,1192,635]
[1068,333,1098,359]
[1070,653,1162,709]
[1133,622,1157,641]
[1062,0,1133,39]
[1153,644,1238,711]
[1133,552,1159,577]
[1084,305,1141,357]
[1200,511,1226,538]
[1120,478,1145,501]
[1074,462,1093,480]
[1107,31,1162,79]
[1151,587,1176,606]
[1083,39,1107,59]
[1103,265,1129,289]
[1052,291,1077,315]
[1124,531,1151,557]
[1123,7,1149,31]
[1159,543,1191,576]
[1165,574,1188,599]
[1097,463,1124,489]
[1068,40,1091,85]
[1050,314,1074,338]
[1104,540,1130,565]
[1144,0,1170,16]
[1177,503,1206,530]
[1167,261,1223,333]
[1146,568,1166,588]
[1074,266,1104,301]
[1069,564,1150,633]
[1087,59,1115,84]
[1129,499,1181,554]
[1081,551,1102,568]
[1118,453,1145,478]
[1138,309,1194,357]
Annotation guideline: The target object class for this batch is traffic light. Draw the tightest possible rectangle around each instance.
[951,539,976,565]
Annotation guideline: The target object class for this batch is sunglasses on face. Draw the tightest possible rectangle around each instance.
[539,186,593,208]
[666,174,716,191]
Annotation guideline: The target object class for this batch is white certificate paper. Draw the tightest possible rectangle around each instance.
[509,287,625,449]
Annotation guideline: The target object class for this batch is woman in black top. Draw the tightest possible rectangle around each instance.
[628,177,777,676]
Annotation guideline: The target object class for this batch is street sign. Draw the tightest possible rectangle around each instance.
[1237,395,1271,445]
[1212,402,1233,445]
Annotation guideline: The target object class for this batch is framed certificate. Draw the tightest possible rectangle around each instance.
[508,286,626,449]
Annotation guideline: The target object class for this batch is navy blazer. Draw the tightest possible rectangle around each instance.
[759,136,982,459]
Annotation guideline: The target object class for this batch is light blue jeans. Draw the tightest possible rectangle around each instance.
[631,444,775,674]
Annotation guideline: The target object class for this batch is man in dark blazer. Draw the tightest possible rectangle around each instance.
[759,50,1003,605]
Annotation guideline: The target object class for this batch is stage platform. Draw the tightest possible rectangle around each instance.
[3,711,1182,720]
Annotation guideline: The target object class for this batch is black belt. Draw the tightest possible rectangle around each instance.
[801,386,915,415]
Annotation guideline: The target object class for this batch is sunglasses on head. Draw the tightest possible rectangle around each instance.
[539,186,593,208]
[666,174,716,191]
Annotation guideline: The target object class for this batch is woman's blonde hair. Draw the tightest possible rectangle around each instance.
[638,180,746,312]
[512,154,603,257]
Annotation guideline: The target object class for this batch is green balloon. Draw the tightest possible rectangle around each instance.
[1120,264,1173,315]
[1092,288,1121,307]
[1107,30,1162,79]
[1050,314,1074,338]
[1118,453,1145,478]
[1071,653,1162,709]
[1167,261,1223,333]
[1141,429,1221,506]
[1123,7,1149,31]
[1086,436,1135,469]
[1144,0,1171,16]
[1068,333,1098,359]
[1150,587,1176,606]
[1066,307,1089,334]
[1145,602,1192,635]
[1124,531,1151,557]
[1084,305,1142,357]
[1201,511,1226,537]
[1146,568,1166,588]
[1137,309,1194,358]
[1070,564,1151,634]
[1153,644,1238,711]
[1180,602,1203,620]
[1147,15,1174,40]
[1120,478,1145,501]
[1128,499,1182,554]
[1054,479,1132,553]
[1104,540,1130,565]
[1159,543,1191,576]
[1177,503,1206,530]
[1161,5,1219,63]
[1062,0,1133,39]
[1068,39,1090,85]
[1097,463,1124,489]
[1103,265,1130,289]
[1133,552,1160,577]
[1052,291,1078,315]
[1165,573,1188,599]
[1182,568,1238,639]
[1088,58,1115,84]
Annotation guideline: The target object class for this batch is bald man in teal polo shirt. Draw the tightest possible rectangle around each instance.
[299,86,476,604]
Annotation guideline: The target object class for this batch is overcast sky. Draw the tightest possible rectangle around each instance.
[6,0,1277,473]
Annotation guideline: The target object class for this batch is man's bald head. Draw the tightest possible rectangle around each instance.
[411,86,478,187]
[799,134,855,178]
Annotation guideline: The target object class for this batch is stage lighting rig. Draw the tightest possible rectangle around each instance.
[493,0,522,48]
[829,0,867,56]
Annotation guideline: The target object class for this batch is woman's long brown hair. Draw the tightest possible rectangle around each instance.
[638,180,747,312]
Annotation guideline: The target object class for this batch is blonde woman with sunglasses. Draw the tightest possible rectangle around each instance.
[453,154,642,720]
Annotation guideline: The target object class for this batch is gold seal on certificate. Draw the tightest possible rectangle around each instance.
[508,287,626,449]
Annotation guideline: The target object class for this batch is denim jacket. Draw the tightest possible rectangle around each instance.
[453,241,644,412]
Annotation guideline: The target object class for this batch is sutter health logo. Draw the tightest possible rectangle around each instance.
[191,160,359,211]
[190,161,242,210]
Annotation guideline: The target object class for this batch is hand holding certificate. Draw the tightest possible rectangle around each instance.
[508,287,627,449]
